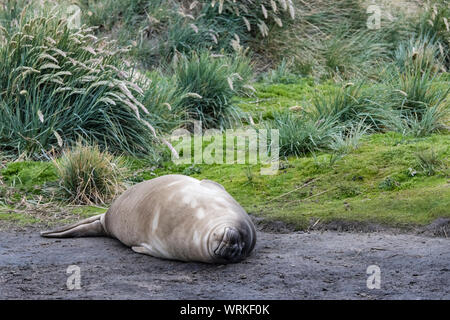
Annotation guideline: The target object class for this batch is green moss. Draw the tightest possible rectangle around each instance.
[236,79,338,120]
[2,131,448,228]
[1,77,448,229]
[71,206,108,218]
[0,204,108,225]
[1,161,58,188]
[146,131,449,229]
[0,208,40,225]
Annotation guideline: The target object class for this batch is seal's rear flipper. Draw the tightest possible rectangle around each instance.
[40,213,107,238]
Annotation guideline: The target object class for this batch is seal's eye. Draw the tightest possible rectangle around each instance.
[214,227,244,262]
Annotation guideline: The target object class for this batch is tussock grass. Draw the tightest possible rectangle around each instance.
[255,0,410,77]
[395,35,446,73]
[416,0,450,69]
[309,85,368,126]
[140,70,185,133]
[321,28,389,79]
[415,149,446,176]
[78,0,294,68]
[174,51,254,129]
[203,0,295,38]
[268,111,339,157]
[260,59,298,84]
[329,121,370,155]
[254,67,448,157]
[0,6,160,157]
[384,63,449,136]
[55,142,127,205]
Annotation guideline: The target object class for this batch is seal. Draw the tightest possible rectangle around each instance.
[41,174,256,263]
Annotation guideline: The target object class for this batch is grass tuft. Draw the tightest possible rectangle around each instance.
[174,50,254,129]
[0,5,160,158]
[54,142,127,205]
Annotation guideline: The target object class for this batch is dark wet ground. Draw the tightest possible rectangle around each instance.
[0,227,449,299]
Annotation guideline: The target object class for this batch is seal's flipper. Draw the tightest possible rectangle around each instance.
[131,245,152,255]
[132,243,165,259]
[40,213,107,238]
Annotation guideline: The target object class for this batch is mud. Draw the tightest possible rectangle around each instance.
[0,226,449,299]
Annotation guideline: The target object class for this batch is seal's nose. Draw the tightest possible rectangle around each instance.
[214,227,245,262]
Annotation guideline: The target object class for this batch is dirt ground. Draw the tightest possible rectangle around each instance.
[0,223,449,300]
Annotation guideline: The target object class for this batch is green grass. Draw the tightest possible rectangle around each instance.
[70,206,108,217]
[0,5,159,157]
[1,161,58,188]
[236,78,337,120]
[1,74,449,230]
[239,74,449,135]
[0,161,59,207]
[146,131,449,229]
[0,211,40,225]
[0,204,107,226]
[1,131,448,229]
[0,0,448,232]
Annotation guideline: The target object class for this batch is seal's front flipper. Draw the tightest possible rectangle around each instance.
[40,213,107,238]
[131,243,161,258]
[132,245,151,255]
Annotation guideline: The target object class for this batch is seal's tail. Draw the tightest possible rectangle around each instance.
[40,213,107,238]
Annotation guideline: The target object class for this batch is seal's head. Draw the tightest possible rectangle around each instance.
[208,222,256,263]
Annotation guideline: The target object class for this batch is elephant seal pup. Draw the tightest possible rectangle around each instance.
[41,174,256,263]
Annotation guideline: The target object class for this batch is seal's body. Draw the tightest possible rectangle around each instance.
[41,175,256,263]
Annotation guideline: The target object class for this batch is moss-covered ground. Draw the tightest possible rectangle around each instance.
[1,81,448,230]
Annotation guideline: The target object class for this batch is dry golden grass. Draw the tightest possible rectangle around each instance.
[54,142,127,205]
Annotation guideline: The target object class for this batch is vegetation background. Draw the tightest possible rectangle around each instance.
[0,0,448,231]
